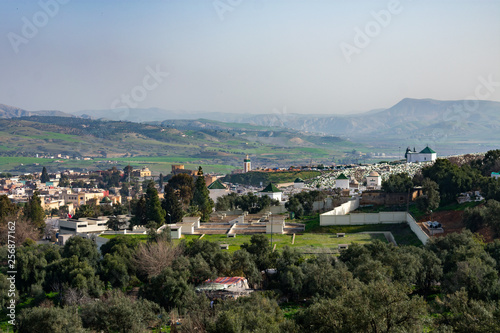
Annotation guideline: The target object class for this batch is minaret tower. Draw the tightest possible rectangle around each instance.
[243,155,251,173]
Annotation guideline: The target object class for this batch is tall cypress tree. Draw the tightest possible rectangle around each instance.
[40,167,50,183]
[192,166,214,222]
[24,191,45,229]
[159,173,164,192]
[161,185,183,224]
[145,181,165,229]
[131,196,147,228]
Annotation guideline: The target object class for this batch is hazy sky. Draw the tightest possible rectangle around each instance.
[1,0,499,115]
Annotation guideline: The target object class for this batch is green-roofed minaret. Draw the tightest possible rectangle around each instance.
[244,154,251,173]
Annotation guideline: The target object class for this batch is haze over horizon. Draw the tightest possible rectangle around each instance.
[1,0,499,115]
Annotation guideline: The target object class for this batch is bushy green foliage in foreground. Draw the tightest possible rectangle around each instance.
[3,231,500,332]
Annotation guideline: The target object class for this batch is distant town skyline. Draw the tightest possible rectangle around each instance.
[1,0,499,115]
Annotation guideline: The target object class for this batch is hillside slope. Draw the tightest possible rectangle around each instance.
[0,116,365,172]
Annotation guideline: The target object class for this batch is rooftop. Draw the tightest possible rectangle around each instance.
[419,147,436,154]
[260,183,281,193]
[208,179,227,190]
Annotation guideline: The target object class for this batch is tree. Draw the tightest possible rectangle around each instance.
[120,183,129,197]
[0,194,19,223]
[134,241,182,280]
[192,166,214,221]
[100,253,130,288]
[416,178,440,213]
[435,289,500,333]
[230,250,261,287]
[168,173,195,207]
[130,196,147,228]
[40,166,50,183]
[296,280,428,333]
[144,181,165,229]
[422,158,476,204]
[18,306,86,333]
[23,191,45,229]
[162,185,184,224]
[159,173,164,191]
[484,200,500,237]
[16,245,48,293]
[106,216,127,231]
[123,164,133,182]
[62,236,100,268]
[285,197,304,218]
[208,293,290,333]
[463,205,486,232]
[140,264,198,311]
[0,218,39,246]
[241,234,272,270]
[80,291,164,332]
[73,204,97,219]
[382,173,413,193]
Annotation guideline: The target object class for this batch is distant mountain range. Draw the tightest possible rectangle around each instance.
[0,104,76,118]
[3,98,500,149]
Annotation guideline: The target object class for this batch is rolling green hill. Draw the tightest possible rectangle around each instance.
[0,116,368,174]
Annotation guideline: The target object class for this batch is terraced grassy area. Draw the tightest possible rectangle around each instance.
[100,232,386,253]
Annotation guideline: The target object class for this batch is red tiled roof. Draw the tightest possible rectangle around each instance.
[205,277,246,285]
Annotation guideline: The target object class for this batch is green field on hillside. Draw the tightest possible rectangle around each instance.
[0,156,236,174]
[0,116,371,173]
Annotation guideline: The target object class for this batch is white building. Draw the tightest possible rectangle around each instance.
[58,217,109,234]
[366,171,381,188]
[335,174,350,190]
[492,172,500,179]
[405,146,437,163]
[260,183,282,201]
[208,179,230,203]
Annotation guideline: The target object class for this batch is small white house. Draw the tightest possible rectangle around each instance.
[260,183,282,201]
[208,179,230,203]
[335,174,350,190]
[405,146,437,163]
[366,171,381,188]
[492,172,500,179]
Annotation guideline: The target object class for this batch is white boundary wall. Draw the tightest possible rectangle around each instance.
[320,197,359,216]
[320,208,429,245]
[406,214,429,245]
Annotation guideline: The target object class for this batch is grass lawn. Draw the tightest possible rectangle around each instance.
[297,214,423,247]
[101,232,386,253]
[185,233,387,253]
